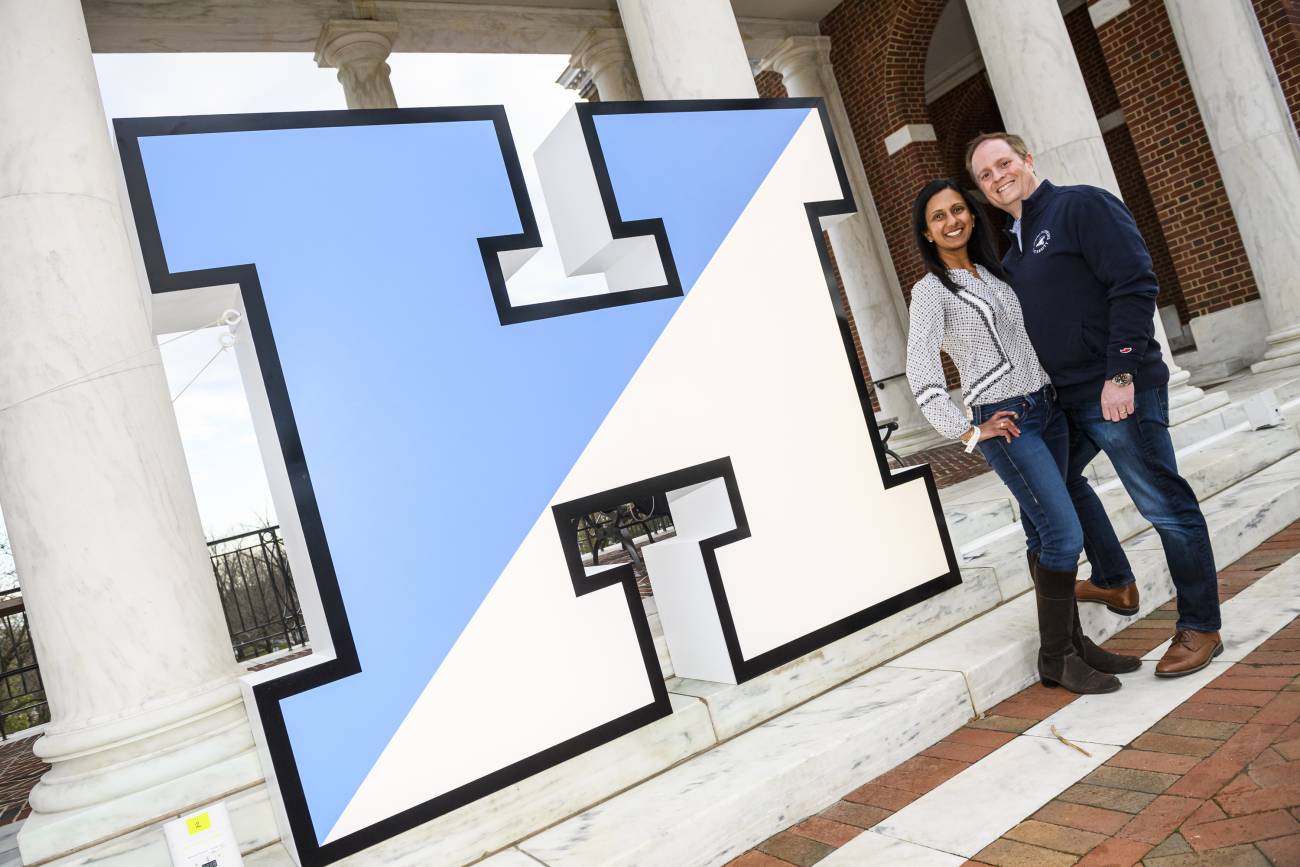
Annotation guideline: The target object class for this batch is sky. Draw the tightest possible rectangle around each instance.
[9,51,588,546]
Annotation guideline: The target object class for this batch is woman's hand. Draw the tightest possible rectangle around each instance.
[974,409,1020,443]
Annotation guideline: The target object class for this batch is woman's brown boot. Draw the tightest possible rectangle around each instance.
[1034,562,1121,694]
[1028,551,1141,675]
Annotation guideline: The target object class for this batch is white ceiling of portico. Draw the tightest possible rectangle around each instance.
[81,0,842,54]
[411,0,842,16]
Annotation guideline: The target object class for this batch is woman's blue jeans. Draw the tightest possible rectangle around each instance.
[974,387,1083,573]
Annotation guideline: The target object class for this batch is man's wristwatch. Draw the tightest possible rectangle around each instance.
[1110,372,1134,387]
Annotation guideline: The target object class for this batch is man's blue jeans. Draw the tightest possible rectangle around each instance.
[974,388,1083,573]
[1049,386,1221,633]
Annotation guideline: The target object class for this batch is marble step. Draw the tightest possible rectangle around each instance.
[1271,371,1300,405]
[941,496,1016,547]
[0,821,20,867]
[936,468,1010,505]
[1168,386,1232,426]
[890,447,1300,715]
[959,423,1300,600]
[518,667,972,867]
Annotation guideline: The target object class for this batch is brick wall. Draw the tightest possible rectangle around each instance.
[929,72,1003,184]
[755,70,785,99]
[1090,0,1259,318]
[1253,0,1300,134]
[819,0,950,302]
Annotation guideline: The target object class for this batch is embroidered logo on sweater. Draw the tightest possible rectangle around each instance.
[1032,229,1051,254]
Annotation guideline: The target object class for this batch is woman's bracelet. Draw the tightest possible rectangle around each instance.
[962,424,981,454]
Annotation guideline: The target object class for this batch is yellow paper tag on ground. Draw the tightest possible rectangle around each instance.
[186,811,211,835]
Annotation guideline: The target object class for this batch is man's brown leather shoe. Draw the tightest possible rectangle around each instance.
[1075,580,1140,617]
[1155,629,1223,678]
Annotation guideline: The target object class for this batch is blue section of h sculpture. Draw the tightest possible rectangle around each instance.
[137,105,809,840]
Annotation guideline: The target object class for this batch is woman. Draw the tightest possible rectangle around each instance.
[905,179,1139,695]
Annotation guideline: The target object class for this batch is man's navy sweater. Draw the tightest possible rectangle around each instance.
[1001,180,1169,406]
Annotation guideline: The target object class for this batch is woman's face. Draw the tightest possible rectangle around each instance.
[923,188,974,255]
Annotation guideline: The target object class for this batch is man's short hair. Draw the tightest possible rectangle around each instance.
[965,132,1030,180]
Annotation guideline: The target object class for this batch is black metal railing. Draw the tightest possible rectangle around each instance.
[0,589,49,739]
[0,525,309,740]
[208,526,309,662]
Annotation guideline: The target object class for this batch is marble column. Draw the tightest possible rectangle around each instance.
[966,0,1226,425]
[571,29,642,102]
[616,0,758,100]
[763,37,946,454]
[315,18,400,110]
[1165,0,1300,374]
[0,1,260,862]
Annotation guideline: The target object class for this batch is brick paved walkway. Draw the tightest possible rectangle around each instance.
[0,735,44,827]
[732,520,1300,867]
[901,440,991,489]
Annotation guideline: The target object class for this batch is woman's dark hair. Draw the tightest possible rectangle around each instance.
[911,179,1008,293]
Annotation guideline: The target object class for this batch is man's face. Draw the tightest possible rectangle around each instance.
[971,139,1037,214]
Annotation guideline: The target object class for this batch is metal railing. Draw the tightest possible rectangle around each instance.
[0,525,309,740]
[208,526,309,662]
[0,589,48,739]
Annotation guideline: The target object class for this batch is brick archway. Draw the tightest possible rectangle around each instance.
[930,72,1002,190]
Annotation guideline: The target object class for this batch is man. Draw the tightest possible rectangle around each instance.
[967,132,1222,677]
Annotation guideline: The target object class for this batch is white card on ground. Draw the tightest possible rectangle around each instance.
[164,801,244,867]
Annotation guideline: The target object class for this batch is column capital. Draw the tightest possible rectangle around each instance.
[315,18,399,109]
[570,27,632,72]
[566,27,642,101]
[315,18,398,71]
[759,35,833,80]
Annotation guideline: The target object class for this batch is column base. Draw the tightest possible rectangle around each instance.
[18,747,263,865]
[1250,328,1300,374]
[1168,390,1231,427]
[1251,352,1300,375]
[1164,369,1230,425]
